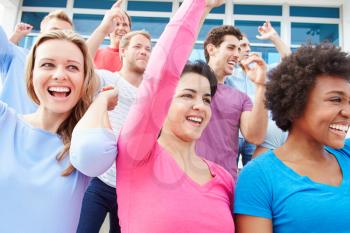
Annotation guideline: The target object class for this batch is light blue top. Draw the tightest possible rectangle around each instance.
[0,26,37,114]
[234,140,350,233]
[0,100,116,233]
[225,65,287,149]
[225,66,256,100]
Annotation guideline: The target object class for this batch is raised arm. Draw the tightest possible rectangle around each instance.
[9,23,33,45]
[0,26,15,79]
[86,0,128,58]
[70,87,119,177]
[117,0,222,168]
[240,54,268,145]
[256,21,291,59]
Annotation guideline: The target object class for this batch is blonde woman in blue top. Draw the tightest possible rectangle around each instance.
[0,30,116,233]
[234,43,350,233]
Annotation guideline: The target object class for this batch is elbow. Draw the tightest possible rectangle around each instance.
[70,129,118,177]
[70,146,117,177]
[244,132,265,145]
[70,151,101,177]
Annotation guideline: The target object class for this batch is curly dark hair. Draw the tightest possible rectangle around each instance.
[203,25,242,62]
[266,43,350,131]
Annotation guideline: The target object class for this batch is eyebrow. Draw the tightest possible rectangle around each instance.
[326,90,346,96]
[38,58,82,65]
[183,88,211,97]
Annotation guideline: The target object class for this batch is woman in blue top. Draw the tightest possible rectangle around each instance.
[234,43,350,233]
[0,30,115,233]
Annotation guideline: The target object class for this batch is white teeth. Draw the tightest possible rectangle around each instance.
[48,87,70,93]
[187,116,203,123]
[330,124,349,132]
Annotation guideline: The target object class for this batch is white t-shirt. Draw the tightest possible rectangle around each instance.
[96,69,138,187]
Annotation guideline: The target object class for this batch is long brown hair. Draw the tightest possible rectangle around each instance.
[25,30,98,176]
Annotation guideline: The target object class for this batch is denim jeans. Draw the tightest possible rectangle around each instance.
[76,177,120,233]
[237,138,256,166]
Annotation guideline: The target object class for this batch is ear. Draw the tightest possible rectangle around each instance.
[206,43,217,58]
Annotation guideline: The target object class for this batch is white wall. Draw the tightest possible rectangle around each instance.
[0,0,21,35]
[342,0,350,52]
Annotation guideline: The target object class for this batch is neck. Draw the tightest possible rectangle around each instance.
[278,128,327,162]
[118,65,144,87]
[158,128,197,162]
[208,61,226,84]
[109,40,119,49]
[23,106,69,133]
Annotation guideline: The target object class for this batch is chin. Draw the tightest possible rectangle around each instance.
[176,131,200,143]
[326,139,346,149]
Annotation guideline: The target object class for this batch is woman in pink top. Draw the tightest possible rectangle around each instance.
[115,0,234,232]
[72,0,234,232]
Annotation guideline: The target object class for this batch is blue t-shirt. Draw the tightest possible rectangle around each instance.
[0,26,37,114]
[234,141,350,233]
[0,101,91,233]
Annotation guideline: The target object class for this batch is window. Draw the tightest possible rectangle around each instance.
[290,6,339,18]
[189,43,205,62]
[251,46,280,65]
[128,1,172,12]
[23,0,67,7]
[131,16,169,39]
[20,12,48,32]
[178,2,224,13]
[73,0,114,9]
[73,14,103,35]
[291,23,339,45]
[18,35,37,49]
[234,4,282,16]
[198,19,223,41]
[210,4,225,14]
[234,21,281,44]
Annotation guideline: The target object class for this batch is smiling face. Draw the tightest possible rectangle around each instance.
[109,17,131,46]
[32,39,84,116]
[208,35,240,76]
[293,75,350,148]
[163,72,212,142]
[121,34,151,74]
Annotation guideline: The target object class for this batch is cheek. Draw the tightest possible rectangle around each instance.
[167,100,188,124]
[32,72,45,95]
[74,78,86,98]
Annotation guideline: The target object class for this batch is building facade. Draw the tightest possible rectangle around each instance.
[1,0,349,63]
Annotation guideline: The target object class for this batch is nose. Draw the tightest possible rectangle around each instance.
[247,45,251,53]
[140,47,148,56]
[52,66,67,81]
[192,98,207,111]
[341,104,350,118]
[233,48,240,58]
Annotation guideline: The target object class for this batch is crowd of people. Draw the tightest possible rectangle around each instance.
[1,0,350,232]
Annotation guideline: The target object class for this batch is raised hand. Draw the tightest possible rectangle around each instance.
[256,21,278,41]
[98,85,119,111]
[9,22,33,44]
[100,0,128,35]
[241,54,267,86]
[15,23,33,36]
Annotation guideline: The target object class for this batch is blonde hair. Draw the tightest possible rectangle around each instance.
[119,30,151,49]
[40,10,73,31]
[25,30,98,176]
